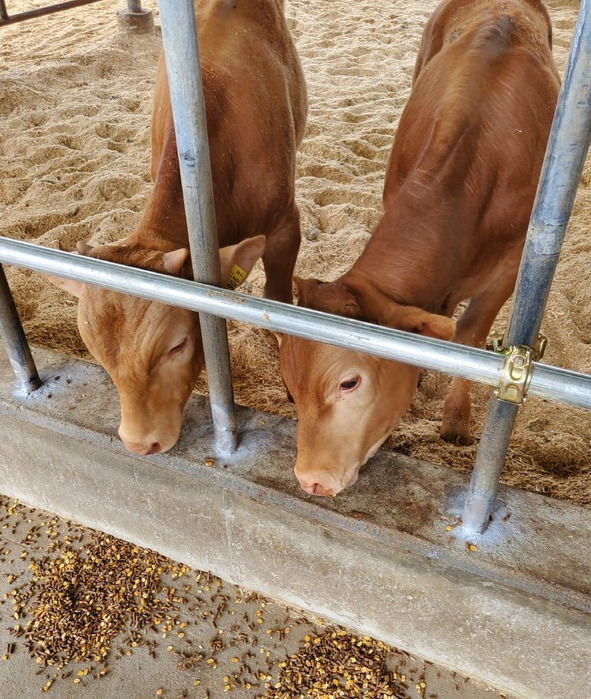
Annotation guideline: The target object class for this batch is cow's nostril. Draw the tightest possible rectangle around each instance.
[301,483,332,496]
[147,442,161,455]
[313,483,334,497]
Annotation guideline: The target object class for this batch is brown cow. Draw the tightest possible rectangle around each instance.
[280,0,559,496]
[50,0,307,455]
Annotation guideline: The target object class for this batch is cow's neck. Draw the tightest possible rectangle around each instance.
[129,132,189,252]
[340,93,493,317]
[342,183,465,317]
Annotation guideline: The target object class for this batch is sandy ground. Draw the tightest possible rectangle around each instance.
[0,0,590,506]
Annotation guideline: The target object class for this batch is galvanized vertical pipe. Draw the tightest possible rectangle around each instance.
[156,0,237,453]
[126,0,142,12]
[463,0,591,533]
[0,264,42,393]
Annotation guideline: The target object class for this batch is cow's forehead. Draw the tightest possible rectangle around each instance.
[79,286,150,331]
[92,283,185,315]
[78,286,191,366]
[281,335,374,392]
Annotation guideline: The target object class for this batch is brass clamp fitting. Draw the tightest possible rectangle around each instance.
[487,332,547,405]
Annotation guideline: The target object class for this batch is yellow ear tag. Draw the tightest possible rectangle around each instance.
[226,264,247,290]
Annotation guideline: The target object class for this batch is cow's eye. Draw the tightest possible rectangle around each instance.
[339,376,360,392]
[168,338,187,358]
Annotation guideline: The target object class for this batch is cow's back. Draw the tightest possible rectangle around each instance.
[413,0,553,79]
[371,0,559,310]
[150,0,307,248]
[392,0,557,193]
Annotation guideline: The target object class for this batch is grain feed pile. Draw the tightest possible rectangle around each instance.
[1,496,460,698]
[0,0,589,506]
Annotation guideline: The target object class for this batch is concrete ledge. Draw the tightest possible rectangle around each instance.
[1,347,590,698]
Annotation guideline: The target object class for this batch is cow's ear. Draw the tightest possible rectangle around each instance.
[76,241,95,256]
[378,302,455,340]
[162,248,190,275]
[44,241,96,297]
[295,278,362,318]
[294,276,320,303]
[219,235,266,289]
[45,275,85,298]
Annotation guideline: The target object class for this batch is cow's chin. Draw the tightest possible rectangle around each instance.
[118,428,181,456]
[120,432,180,456]
[295,459,361,497]
[118,411,183,456]
[361,431,392,468]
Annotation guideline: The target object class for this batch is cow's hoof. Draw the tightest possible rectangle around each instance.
[440,427,474,446]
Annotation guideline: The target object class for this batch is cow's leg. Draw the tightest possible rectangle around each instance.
[261,206,301,304]
[441,273,518,445]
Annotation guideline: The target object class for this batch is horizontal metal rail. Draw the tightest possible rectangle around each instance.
[1,236,590,410]
[0,0,104,26]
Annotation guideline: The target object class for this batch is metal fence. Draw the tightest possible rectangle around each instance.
[0,0,103,26]
[0,0,152,27]
[1,0,590,535]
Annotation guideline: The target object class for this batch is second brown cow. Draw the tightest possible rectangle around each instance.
[280,0,559,496]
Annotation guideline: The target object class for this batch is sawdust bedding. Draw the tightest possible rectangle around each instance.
[0,0,589,506]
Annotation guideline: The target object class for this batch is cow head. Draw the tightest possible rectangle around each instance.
[279,277,455,496]
[47,235,265,455]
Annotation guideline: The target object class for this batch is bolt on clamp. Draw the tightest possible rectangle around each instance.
[486,332,548,405]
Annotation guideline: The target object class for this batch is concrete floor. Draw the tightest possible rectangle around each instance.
[0,495,509,699]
